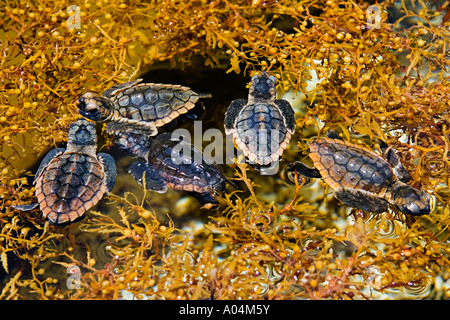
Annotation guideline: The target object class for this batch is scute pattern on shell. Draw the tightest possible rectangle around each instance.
[35,153,107,224]
[287,132,434,216]
[234,103,291,165]
[224,72,295,167]
[112,128,226,197]
[111,83,200,127]
[145,134,225,193]
[309,138,393,195]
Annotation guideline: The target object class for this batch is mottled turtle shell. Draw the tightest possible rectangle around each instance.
[309,137,394,196]
[148,134,226,193]
[231,102,293,165]
[288,132,433,216]
[78,79,207,135]
[35,153,108,224]
[107,81,200,126]
[224,72,295,166]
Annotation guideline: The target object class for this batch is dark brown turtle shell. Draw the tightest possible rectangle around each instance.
[115,130,226,194]
[35,153,108,224]
[14,119,116,224]
[148,133,226,193]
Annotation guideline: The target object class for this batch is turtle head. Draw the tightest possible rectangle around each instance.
[68,119,97,147]
[391,184,434,216]
[77,92,113,122]
[249,71,277,102]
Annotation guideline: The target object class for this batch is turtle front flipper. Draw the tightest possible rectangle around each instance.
[190,191,219,207]
[382,146,411,183]
[12,202,39,212]
[33,148,66,184]
[109,125,152,159]
[224,99,247,134]
[287,161,322,179]
[98,153,117,192]
[335,187,389,213]
[129,161,168,193]
[102,79,143,98]
[274,99,296,133]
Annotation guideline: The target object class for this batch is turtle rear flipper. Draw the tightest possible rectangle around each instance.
[129,161,168,193]
[190,192,219,208]
[181,100,206,120]
[287,161,322,178]
[335,188,389,213]
[12,203,39,211]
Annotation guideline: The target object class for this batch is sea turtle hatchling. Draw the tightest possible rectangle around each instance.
[286,131,433,216]
[113,128,227,205]
[13,119,116,224]
[224,71,295,167]
[76,78,211,136]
